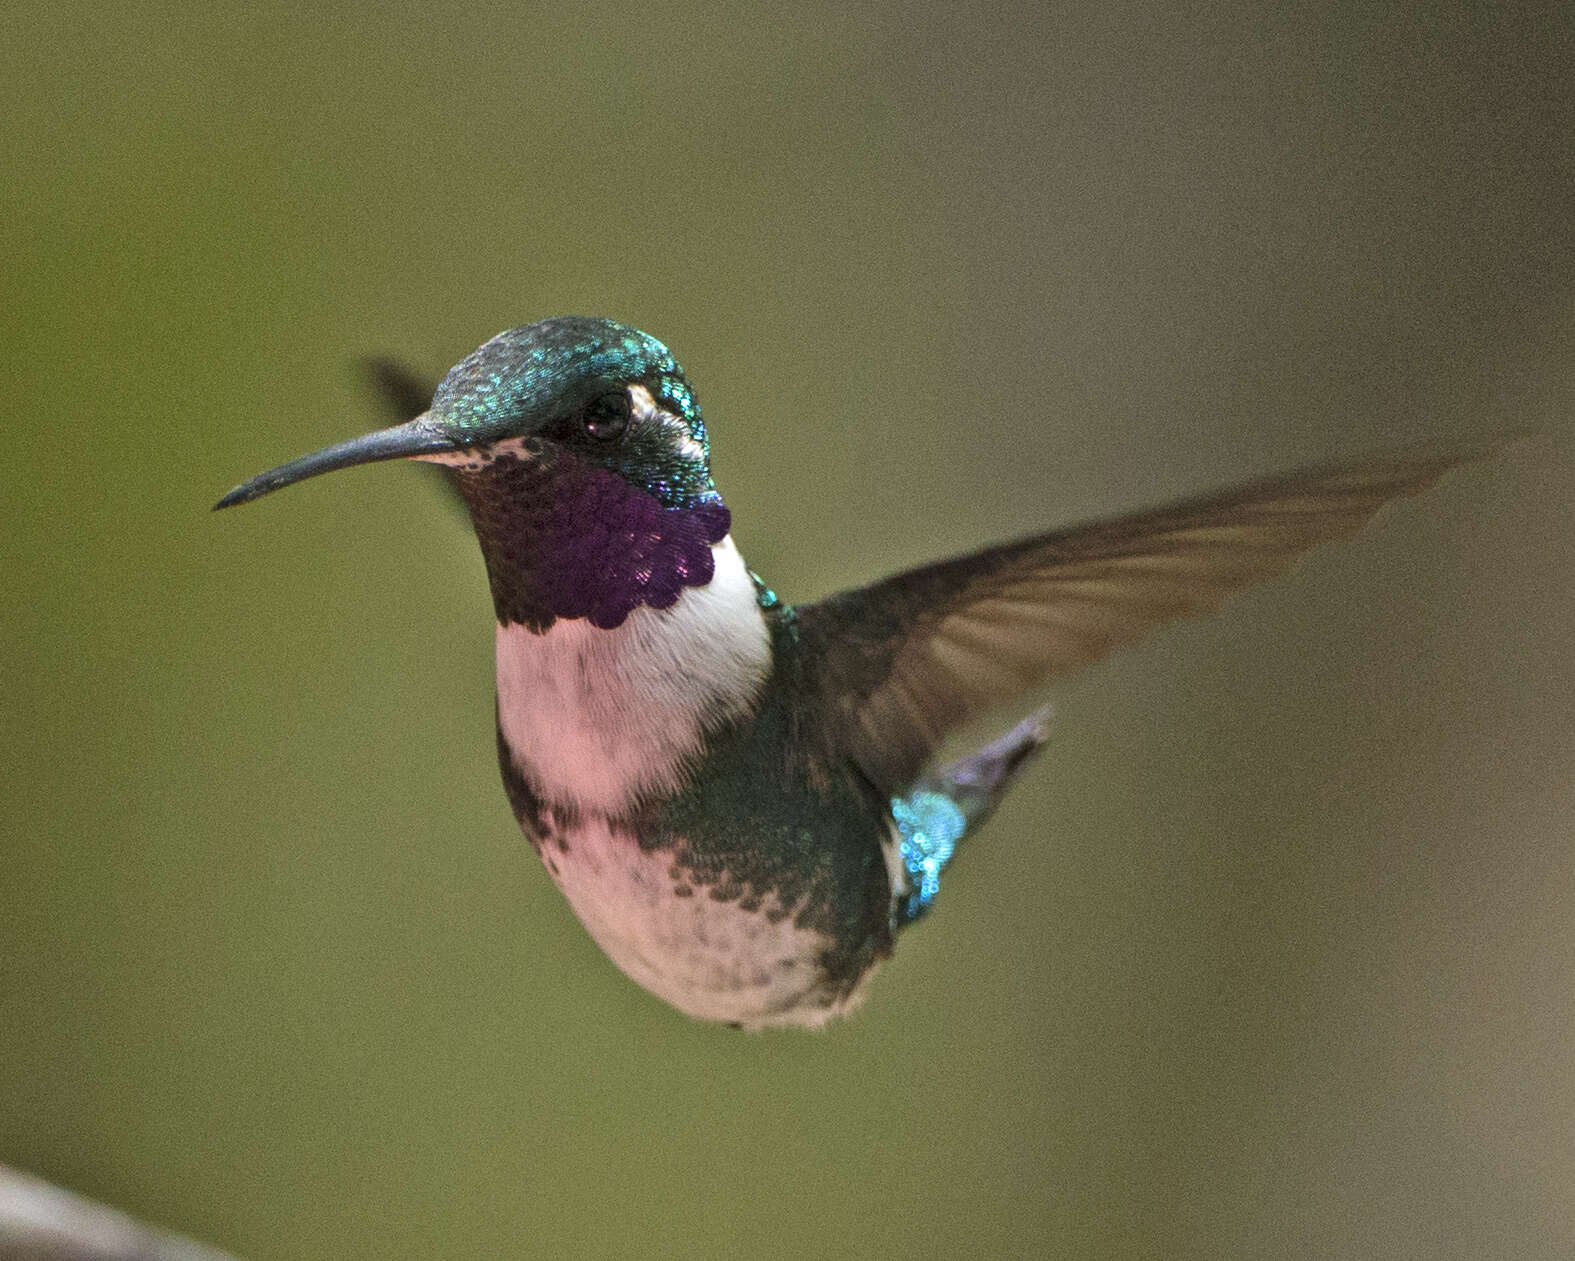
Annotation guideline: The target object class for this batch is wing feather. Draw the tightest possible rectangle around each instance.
[795,440,1506,792]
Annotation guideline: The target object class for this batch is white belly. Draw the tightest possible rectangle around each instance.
[542,817,877,1029]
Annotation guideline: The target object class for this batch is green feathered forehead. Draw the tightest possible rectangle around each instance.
[431,316,706,450]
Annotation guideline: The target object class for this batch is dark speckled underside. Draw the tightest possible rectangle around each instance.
[493,612,897,1003]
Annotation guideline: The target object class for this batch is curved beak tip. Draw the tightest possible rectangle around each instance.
[212,483,260,511]
[212,413,451,514]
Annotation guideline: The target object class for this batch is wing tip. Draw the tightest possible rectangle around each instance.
[360,356,437,423]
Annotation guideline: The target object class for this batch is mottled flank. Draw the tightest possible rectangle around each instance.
[634,610,898,996]
[536,815,877,1028]
[459,449,731,631]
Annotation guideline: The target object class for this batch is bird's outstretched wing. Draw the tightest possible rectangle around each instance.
[360,357,472,519]
[362,356,438,423]
[794,440,1505,794]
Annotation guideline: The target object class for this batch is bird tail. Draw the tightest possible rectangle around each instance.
[891,705,1052,925]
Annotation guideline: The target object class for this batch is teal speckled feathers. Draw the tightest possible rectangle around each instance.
[435,319,706,452]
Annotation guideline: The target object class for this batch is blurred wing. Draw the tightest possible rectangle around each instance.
[796,440,1504,794]
[360,357,465,516]
[362,356,437,423]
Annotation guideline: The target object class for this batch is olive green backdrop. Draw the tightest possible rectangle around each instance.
[3,3,1573,1258]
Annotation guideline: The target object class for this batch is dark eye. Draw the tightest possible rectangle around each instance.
[582,390,631,441]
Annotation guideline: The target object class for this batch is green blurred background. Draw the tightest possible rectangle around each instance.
[4,3,1573,1258]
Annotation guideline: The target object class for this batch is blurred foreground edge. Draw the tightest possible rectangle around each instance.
[0,1167,241,1261]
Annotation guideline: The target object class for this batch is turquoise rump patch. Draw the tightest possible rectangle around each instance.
[891,790,968,924]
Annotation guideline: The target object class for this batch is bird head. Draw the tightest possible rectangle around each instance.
[217,317,733,630]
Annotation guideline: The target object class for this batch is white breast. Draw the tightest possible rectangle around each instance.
[544,816,875,1028]
[495,534,772,816]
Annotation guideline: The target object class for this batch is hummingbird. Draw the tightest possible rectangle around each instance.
[217,316,1499,1029]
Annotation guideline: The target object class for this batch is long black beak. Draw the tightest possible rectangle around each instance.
[213,413,457,510]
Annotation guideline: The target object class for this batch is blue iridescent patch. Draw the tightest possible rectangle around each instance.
[747,569,780,610]
[891,790,968,924]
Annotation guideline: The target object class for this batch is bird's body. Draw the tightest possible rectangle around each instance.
[491,534,897,1026]
[219,317,1501,1028]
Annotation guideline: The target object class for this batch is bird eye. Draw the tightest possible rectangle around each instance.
[582,391,631,441]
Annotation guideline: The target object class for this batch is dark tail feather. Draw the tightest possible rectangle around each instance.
[920,704,1052,827]
[893,705,1052,925]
